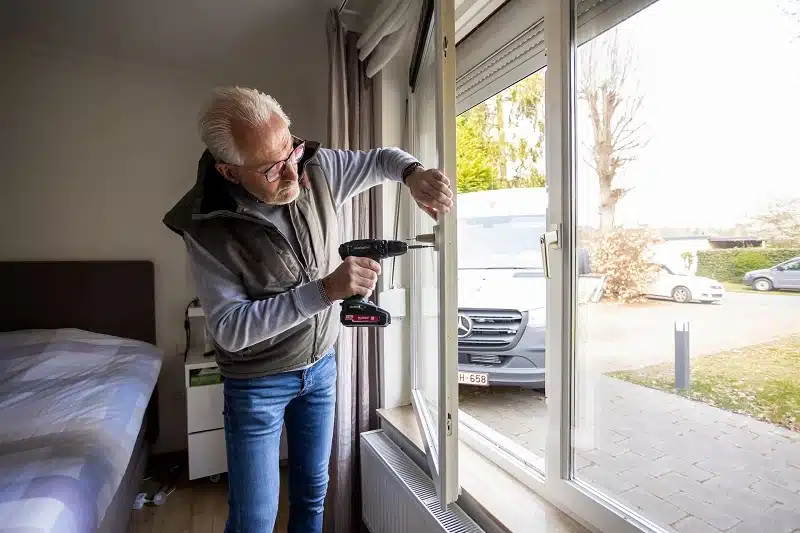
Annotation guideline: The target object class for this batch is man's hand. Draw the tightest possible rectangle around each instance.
[322,256,381,301]
[405,167,454,220]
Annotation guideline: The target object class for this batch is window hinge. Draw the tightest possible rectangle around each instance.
[443,36,448,58]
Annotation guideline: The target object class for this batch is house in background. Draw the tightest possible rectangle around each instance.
[650,233,765,274]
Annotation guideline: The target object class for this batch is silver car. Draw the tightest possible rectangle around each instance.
[743,256,800,291]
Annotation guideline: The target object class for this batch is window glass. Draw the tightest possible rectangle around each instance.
[456,69,549,471]
[571,1,800,531]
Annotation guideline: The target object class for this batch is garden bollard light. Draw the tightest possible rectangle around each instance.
[675,320,690,390]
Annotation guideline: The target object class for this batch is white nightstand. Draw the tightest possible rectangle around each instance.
[185,349,227,481]
[184,348,289,481]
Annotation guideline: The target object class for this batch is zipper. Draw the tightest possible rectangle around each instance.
[193,210,311,282]
[287,202,312,271]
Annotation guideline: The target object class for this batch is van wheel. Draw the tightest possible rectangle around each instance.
[672,286,692,303]
[753,278,773,292]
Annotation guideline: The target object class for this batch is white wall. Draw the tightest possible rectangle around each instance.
[0,38,328,453]
[650,238,710,275]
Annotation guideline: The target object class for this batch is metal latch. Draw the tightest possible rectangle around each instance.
[540,225,562,279]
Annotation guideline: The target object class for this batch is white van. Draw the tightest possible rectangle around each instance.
[456,188,548,388]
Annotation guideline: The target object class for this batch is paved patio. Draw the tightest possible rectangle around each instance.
[460,376,800,533]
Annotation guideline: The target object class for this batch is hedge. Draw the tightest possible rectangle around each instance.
[696,248,800,283]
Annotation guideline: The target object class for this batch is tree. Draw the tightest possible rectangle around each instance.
[579,28,648,233]
[456,72,546,192]
[748,198,800,247]
[456,102,500,192]
[592,228,662,302]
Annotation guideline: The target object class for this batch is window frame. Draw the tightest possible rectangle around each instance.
[407,0,461,508]
[412,0,697,531]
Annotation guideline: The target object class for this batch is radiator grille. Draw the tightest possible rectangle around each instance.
[361,431,485,533]
[458,309,523,349]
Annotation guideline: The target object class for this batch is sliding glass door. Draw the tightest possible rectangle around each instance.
[545,0,800,531]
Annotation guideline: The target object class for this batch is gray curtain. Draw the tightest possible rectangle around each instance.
[324,8,381,533]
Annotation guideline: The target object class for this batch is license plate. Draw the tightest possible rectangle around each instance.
[458,371,489,386]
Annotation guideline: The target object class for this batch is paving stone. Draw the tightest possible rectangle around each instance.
[578,449,632,474]
[672,516,724,533]
[666,490,741,530]
[617,487,689,527]
[726,504,800,533]
[757,467,800,493]
[575,464,638,494]
[462,375,800,533]
[618,470,681,500]
[693,460,761,487]
[646,456,715,482]
[750,480,800,508]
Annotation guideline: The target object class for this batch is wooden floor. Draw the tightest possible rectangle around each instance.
[132,470,289,533]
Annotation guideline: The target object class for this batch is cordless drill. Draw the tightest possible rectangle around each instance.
[338,239,427,327]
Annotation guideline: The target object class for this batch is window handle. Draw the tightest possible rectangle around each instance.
[540,225,561,279]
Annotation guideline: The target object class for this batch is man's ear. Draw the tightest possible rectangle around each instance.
[216,163,239,184]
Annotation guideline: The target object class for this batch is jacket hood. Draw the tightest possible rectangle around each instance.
[162,139,320,236]
[193,139,321,216]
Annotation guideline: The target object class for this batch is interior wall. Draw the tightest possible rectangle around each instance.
[0,37,329,453]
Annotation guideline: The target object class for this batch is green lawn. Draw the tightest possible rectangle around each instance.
[724,282,800,295]
[609,335,800,432]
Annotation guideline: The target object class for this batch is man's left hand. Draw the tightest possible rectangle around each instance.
[405,167,454,220]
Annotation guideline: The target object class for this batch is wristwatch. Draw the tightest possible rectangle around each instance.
[401,162,424,184]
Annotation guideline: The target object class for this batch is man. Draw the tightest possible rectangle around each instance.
[163,86,453,533]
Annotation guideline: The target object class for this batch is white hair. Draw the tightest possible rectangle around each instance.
[199,86,291,165]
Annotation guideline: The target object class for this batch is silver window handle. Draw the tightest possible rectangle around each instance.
[540,226,561,279]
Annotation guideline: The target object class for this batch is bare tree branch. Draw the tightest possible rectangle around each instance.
[579,27,649,232]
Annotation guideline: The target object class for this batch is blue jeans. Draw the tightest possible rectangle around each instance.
[222,351,337,533]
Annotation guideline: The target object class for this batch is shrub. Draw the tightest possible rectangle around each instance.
[592,229,662,302]
[731,251,773,275]
[696,248,800,283]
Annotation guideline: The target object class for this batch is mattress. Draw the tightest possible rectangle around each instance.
[0,328,163,533]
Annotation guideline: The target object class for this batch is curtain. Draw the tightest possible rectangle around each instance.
[324,8,381,533]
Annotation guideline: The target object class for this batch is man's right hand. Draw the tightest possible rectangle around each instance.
[322,256,381,302]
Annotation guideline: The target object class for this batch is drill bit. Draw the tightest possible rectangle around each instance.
[407,244,433,249]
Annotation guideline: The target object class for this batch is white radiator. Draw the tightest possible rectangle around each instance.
[361,430,485,533]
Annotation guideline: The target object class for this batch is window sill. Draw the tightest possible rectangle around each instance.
[377,406,587,533]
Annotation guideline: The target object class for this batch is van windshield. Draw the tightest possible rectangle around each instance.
[458,215,545,270]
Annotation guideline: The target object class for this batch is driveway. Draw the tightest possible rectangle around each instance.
[460,378,800,533]
[459,291,800,533]
[582,291,800,372]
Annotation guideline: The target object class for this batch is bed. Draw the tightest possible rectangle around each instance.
[0,261,162,533]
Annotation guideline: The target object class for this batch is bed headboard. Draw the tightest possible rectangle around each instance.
[0,261,156,345]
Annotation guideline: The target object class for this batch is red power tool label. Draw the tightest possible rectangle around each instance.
[344,314,381,323]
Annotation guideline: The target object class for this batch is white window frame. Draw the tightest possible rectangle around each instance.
[407,0,461,508]
[424,0,691,531]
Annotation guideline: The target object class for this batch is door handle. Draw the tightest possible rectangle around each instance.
[540,225,561,279]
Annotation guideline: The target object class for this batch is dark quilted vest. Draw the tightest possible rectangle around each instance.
[163,142,340,378]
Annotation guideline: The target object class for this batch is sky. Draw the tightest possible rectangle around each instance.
[574,0,800,230]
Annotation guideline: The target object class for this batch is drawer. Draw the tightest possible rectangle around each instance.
[188,429,227,480]
[187,383,224,433]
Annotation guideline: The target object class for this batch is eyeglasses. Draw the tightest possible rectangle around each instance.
[226,140,306,183]
[260,141,305,183]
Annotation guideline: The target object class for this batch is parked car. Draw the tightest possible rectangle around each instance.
[645,264,725,303]
[743,256,800,291]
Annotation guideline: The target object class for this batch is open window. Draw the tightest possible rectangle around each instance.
[406,0,460,508]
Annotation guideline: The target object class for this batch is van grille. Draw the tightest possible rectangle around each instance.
[458,309,523,350]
